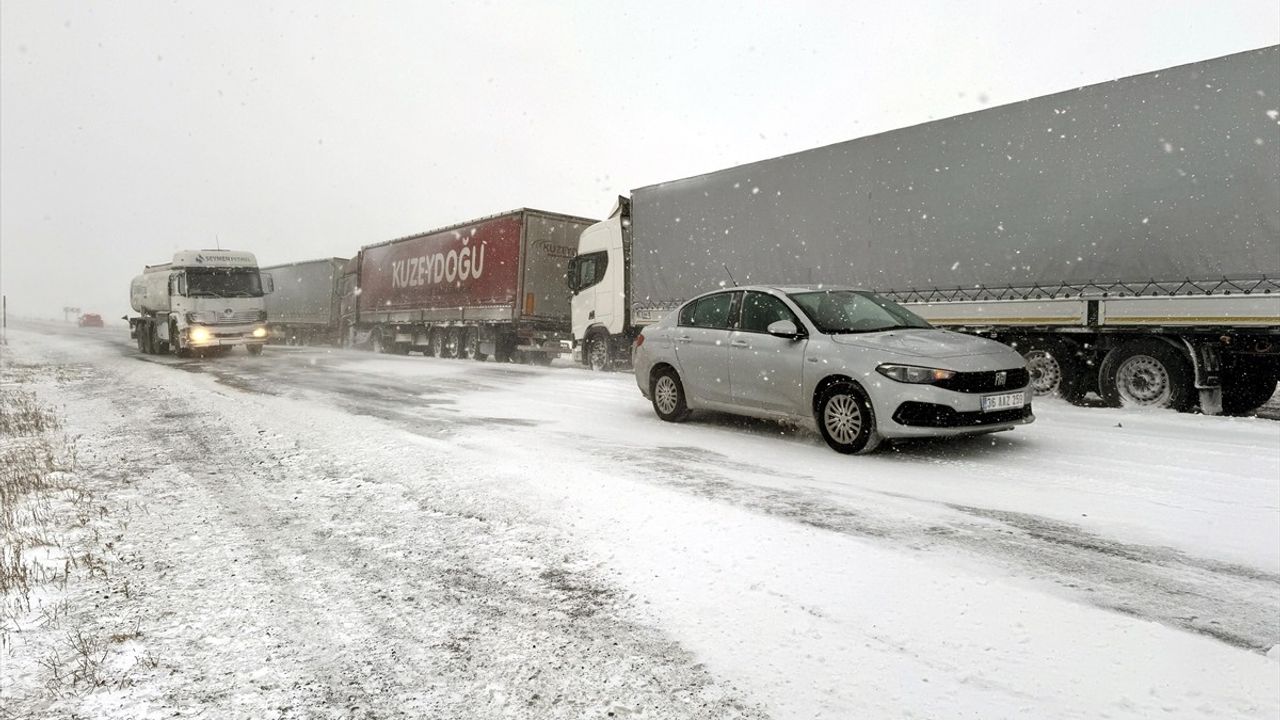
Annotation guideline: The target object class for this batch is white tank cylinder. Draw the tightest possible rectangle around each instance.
[130,271,172,314]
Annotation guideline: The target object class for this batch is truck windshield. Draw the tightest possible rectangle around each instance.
[186,267,263,298]
[788,290,932,334]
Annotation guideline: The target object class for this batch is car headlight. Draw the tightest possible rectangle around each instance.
[876,364,956,384]
[252,327,267,338]
[188,326,211,343]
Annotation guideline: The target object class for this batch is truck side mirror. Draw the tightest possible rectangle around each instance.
[262,272,274,294]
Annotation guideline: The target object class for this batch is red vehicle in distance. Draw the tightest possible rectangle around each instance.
[78,313,104,328]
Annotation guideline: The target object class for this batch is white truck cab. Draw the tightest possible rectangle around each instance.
[129,250,274,357]
[568,198,633,371]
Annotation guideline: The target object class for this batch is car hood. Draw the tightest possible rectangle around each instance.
[828,328,1013,359]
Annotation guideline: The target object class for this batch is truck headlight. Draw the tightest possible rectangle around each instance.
[252,327,267,338]
[876,364,956,384]
[188,326,211,343]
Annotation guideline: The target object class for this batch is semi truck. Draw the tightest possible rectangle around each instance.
[342,208,595,363]
[568,44,1280,414]
[128,250,273,357]
[262,257,348,345]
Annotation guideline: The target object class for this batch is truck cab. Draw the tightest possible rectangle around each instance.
[568,198,632,370]
[129,250,274,357]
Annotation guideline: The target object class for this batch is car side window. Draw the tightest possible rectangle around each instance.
[678,299,699,326]
[686,292,735,329]
[739,291,799,333]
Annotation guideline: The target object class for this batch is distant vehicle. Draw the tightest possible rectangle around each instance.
[261,257,347,346]
[341,209,594,363]
[572,46,1280,415]
[632,286,1032,454]
[127,250,274,357]
[77,313,104,328]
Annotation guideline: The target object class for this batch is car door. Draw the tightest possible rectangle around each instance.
[729,291,808,414]
[673,291,739,405]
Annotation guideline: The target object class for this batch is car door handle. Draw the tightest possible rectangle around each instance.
[677,335,692,344]
[730,340,749,347]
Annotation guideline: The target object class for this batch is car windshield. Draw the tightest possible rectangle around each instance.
[186,267,263,298]
[788,290,932,334]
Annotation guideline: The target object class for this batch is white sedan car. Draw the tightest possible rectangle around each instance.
[633,285,1033,453]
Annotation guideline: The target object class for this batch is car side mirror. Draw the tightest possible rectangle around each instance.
[767,319,802,339]
[262,272,274,294]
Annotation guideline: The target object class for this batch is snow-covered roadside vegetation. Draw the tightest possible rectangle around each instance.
[1,362,156,714]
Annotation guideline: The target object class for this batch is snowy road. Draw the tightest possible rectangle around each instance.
[4,322,1279,719]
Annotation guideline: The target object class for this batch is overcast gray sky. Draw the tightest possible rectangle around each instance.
[2,1,1277,321]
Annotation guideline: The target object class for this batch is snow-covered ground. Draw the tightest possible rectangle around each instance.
[3,322,1278,719]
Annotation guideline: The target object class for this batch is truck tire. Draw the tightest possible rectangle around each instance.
[140,323,154,354]
[462,328,487,361]
[1098,340,1194,411]
[443,328,462,359]
[587,335,612,372]
[247,344,264,356]
[494,335,514,363]
[1221,374,1278,415]
[815,381,881,454]
[1018,338,1087,404]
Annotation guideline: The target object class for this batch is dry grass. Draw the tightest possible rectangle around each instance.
[1,379,157,703]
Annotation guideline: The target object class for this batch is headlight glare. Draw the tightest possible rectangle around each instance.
[188,326,211,343]
[252,327,267,338]
[876,364,956,384]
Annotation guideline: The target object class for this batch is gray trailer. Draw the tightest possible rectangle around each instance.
[262,258,347,345]
[570,45,1279,414]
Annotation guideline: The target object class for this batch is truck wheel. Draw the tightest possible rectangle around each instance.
[815,382,881,454]
[1098,340,1194,411]
[650,367,691,422]
[1222,374,1278,415]
[247,344,264,356]
[140,323,154,354]
[462,329,487,361]
[587,336,612,372]
[443,328,462,359]
[1019,338,1086,404]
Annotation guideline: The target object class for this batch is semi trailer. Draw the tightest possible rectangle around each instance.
[128,250,273,357]
[569,45,1280,414]
[342,208,595,363]
[262,257,348,345]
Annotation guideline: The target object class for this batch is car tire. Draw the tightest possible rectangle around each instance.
[650,367,690,422]
[1018,338,1087,404]
[1098,339,1194,411]
[816,382,881,454]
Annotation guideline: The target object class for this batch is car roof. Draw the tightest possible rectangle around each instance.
[690,284,869,298]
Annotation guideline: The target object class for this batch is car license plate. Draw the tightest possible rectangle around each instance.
[981,391,1025,412]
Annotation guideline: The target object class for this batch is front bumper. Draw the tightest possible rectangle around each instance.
[186,324,268,347]
[865,380,1034,439]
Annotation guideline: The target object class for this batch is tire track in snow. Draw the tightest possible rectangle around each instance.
[599,443,1280,654]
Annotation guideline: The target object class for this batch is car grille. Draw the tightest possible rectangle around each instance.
[934,367,1029,393]
[892,402,1033,428]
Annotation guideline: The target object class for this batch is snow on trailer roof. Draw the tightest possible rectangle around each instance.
[360,208,599,252]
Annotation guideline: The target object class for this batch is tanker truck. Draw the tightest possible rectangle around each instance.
[128,250,274,357]
[569,45,1280,415]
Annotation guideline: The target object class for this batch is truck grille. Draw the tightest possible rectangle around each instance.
[935,368,1030,393]
[210,311,264,325]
